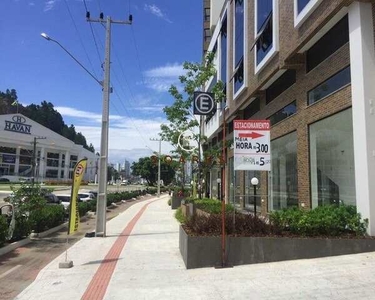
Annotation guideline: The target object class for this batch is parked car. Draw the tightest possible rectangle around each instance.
[88,191,98,199]
[0,177,10,183]
[77,192,95,202]
[57,195,82,211]
[44,193,60,204]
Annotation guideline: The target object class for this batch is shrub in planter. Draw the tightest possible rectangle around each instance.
[29,205,65,233]
[184,213,276,236]
[175,207,186,224]
[0,215,8,246]
[269,205,368,237]
[193,198,234,214]
[78,202,91,217]
[12,212,31,240]
[89,199,97,212]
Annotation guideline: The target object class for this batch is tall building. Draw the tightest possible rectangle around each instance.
[202,0,375,234]
[124,160,130,178]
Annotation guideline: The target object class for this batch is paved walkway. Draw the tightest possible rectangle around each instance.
[15,195,375,300]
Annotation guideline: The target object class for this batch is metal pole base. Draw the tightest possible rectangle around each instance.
[59,260,73,269]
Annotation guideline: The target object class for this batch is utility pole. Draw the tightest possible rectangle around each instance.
[150,138,162,197]
[87,13,132,237]
[31,136,46,185]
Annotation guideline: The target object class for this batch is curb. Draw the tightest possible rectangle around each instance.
[0,215,89,257]
[0,237,31,256]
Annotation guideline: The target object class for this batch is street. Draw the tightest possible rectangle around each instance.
[0,184,145,205]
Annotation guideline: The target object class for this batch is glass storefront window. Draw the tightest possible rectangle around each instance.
[269,132,298,210]
[310,109,356,207]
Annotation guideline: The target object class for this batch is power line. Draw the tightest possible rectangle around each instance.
[62,0,99,78]
[130,26,146,85]
[83,0,103,69]
[96,0,102,13]
[112,86,152,148]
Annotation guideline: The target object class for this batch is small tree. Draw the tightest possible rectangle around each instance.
[161,53,226,190]
[131,156,176,186]
[10,183,49,214]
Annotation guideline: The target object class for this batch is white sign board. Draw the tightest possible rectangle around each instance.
[234,120,271,171]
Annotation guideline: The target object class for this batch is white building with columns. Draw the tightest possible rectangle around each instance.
[0,113,98,182]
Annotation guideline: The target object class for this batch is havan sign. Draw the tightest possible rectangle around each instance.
[4,116,32,135]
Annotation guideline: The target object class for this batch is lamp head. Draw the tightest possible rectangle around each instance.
[40,33,51,41]
[251,177,259,186]
[216,178,221,184]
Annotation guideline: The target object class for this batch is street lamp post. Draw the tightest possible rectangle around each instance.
[150,138,162,197]
[41,12,132,237]
[251,177,259,215]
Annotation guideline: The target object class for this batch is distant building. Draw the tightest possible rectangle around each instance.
[0,113,98,182]
[124,160,130,177]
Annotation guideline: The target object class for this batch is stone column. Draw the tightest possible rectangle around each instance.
[64,151,70,180]
[38,147,45,182]
[349,1,375,235]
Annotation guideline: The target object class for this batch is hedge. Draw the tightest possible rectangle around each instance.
[0,216,8,246]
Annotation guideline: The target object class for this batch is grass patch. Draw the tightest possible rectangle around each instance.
[175,207,186,224]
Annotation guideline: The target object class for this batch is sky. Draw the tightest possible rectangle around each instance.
[0,0,203,164]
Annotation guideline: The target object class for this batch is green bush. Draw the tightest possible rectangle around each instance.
[269,205,368,237]
[184,213,275,236]
[78,202,91,217]
[193,198,234,214]
[12,212,31,240]
[29,205,65,233]
[175,207,186,224]
[0,216,8,246]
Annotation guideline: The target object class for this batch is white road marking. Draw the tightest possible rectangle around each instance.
[0,265,22,279]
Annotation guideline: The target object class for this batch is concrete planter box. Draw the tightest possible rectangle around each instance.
[171,196,184,210]
[179,225,375,269]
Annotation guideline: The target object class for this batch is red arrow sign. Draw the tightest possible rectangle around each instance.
[239,132,264,139]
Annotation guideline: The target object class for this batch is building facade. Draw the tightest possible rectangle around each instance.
[202,0,375,234]
[0,114,98,182]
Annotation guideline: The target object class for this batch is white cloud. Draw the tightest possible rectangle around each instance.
[55,105,174,163]
[29,2,35,6]
[143,63,185,92]
[144,4,172,23]
[144,63,184,78]
[55,106,123,123]
[44,0,58,12]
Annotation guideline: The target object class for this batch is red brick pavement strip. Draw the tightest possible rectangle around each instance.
[81,200,157,300]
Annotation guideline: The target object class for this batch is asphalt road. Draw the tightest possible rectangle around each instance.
[0,194,153,300]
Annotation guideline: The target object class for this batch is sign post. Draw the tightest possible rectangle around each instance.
[233,120,271,171]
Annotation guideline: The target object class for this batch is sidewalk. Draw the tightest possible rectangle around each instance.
[15,195,375,300]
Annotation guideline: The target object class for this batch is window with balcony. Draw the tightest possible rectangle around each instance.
[308,66,351,105]
[204,8,210,22]
[306,15,348,72]
[220,14,227,90]
[294,0,322,27]
[269,101,297,126]
[297,0,311,13]
[266,69,296,104]
[233,0,244,95]
[254,0,278,73]
[243,98,260,119]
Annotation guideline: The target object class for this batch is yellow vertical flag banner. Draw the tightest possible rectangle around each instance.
[68,158,87,235]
